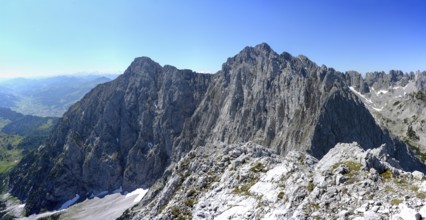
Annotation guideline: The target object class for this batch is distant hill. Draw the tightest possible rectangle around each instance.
[0,107,58,148]
[0,87,17,109]
[0,107,22,122]
[0,107,58,191]
[0,108,57,137]
[0,74,118,117]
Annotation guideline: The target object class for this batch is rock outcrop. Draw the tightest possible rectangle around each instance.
[122,142,426,220]
[8,43,425,215]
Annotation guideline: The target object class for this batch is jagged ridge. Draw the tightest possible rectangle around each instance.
[8,43,425,215]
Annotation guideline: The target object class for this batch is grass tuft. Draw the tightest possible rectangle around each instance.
[390,199,403,205]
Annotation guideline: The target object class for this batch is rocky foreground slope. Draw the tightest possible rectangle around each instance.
[120,142,426,219]
[7,43,426,215]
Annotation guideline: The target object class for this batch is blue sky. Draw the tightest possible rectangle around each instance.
[0,0,425,78]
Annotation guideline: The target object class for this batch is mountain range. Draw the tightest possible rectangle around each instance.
[2,43,426,219]
[0,75,117,117]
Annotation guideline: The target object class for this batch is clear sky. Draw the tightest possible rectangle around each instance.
[0,0,425,78]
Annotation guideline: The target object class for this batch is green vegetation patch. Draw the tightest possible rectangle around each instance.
[0,133,23,175]
[233,176,257,196]
[38,118,55,130]
[385,185,395,192]
[390,199,403,205]
[415,91,426,101]
[307,182,315,192]
[403,138,426,162]
[380,170,393,180]
[332,161,362,173]
[307,203,320,213]
[250,161,267,173]
[184,198,195,207]
[331,161,363,185]
[170,206,192,220]
[407,126,419,141]
[411,186,419,192]
[0,161,17,174]
[417,192,426,199]
[233,182,256,196]
[277,191,285,200]
[0,118,11,130]
[170,206,180,217]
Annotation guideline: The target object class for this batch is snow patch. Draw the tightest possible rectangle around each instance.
[20,210,63,220]
[59,194,80,210]
[419,206,426,218]
[403,84,409,90]
[392,204,417,220]
[377,90,388,95]
[371,106,383,112]
[125,188,148,203]
[349,87,373,104]
[19,188,150,220]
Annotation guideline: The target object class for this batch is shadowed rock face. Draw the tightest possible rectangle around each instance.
[8,43,425,215]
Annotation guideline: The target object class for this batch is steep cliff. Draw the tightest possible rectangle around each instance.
[8,43,425,215]
[9,57,212,214]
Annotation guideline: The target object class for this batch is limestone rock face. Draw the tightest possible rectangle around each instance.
[9,57,212,214]
[8,44,425,215]
[344,71,370,94]
[365,70,414,90]
[416,71,426,94]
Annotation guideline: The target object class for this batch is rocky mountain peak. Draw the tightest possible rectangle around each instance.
[296,54,313,64]
[240,42,274,56]
[7,44,426,216]
[125,56,162,78]
[254,42,273,53]
[224,43,279,70]
[280,51,293,60]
